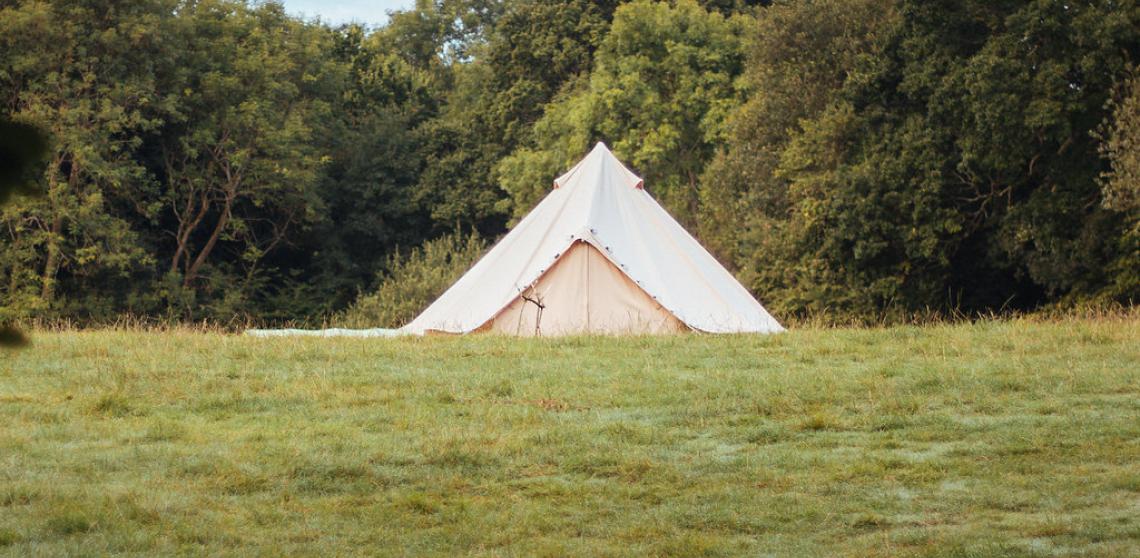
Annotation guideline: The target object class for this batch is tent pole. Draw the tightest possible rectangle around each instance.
[585,243,591,330]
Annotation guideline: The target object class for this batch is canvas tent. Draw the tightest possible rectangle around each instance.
[403,142,783,336]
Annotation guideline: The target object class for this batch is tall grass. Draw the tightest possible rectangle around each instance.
[1,316,1137,556]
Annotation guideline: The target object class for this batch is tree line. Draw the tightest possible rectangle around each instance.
[1,0,1136,326]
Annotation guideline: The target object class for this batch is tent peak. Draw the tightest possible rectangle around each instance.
[554,142,643,190]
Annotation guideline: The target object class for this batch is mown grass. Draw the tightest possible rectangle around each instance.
[1,316,1138,557]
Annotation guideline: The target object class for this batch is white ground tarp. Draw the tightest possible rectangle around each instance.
[243,328,407,338]
[403,142,784,335]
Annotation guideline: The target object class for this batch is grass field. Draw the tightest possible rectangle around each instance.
[1,317,1138,557]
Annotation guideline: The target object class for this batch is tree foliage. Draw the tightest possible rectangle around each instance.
[706,0,1140,317]
[153,1,334,315]
[0,0,176,318]
[0,0,1135,326]
[337,231,486,328]
[497,0,751,224]
[1095,68,1140,300]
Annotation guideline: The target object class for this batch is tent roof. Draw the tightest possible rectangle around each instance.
[403,142,784,334]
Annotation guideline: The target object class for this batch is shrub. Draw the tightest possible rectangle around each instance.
[337,232,487,328]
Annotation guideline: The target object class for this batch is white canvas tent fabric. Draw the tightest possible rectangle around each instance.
[404,142,783,336]
[245,328,405,338]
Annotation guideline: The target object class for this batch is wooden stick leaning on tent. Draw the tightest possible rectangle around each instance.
[519,288,546,337]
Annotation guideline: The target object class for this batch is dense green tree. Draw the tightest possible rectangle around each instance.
[1,0,1135,325]
[407,0,619,234]
[698,0,898,270]
[291,24,438,316]
[1099,71,1140,214]
[338,230,486,328]
[144,1,337,318]
[383,0,502,68]
[1095,69,1140,300]
[498,0,751,224]
[700,0,766,14]
[710,0,1139,317]
[0,0,178,318]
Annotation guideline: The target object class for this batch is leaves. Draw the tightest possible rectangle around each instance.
[498,0,750,224]
[0,0,1135,325]
[705,0,1140,317]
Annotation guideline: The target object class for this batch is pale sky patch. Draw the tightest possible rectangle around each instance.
[274,0,416,26]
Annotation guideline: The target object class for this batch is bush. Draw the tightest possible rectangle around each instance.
[337,232,487,328]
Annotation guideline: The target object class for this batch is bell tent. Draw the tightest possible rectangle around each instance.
[403,143,783,336]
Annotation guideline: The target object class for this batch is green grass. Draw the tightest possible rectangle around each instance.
[1,317,1138,557]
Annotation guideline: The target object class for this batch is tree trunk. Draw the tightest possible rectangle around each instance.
[40,154,68,302]
[170,189,210,276]
[182,190,234,287]
[40,214,62,301]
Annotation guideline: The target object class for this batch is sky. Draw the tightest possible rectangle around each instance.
[276,0,417,26]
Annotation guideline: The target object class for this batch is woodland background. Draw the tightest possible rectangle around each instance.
[1,0,1137,327]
